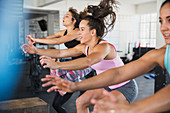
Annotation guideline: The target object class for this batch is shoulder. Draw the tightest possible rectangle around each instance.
[55,29,66,36]
[69,28,79,34]
[146,46,166,58]
[140,46,166,67]
[96,40,115,50]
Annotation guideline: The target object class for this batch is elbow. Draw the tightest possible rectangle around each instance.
[84,58,95,68]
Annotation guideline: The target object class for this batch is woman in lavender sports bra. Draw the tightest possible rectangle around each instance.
[41,0,170,113]
[37,0,137,112]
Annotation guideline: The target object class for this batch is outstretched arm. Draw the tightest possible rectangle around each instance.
[26,30,64,44]
[21,43,83,58]
[91,85,170,113]
[41,48,164,93]
[74,49,162,91]
[26,29,79,45]
[40,43,114,70]
[131,84,170,113]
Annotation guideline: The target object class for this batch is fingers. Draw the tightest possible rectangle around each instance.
[41,75,61,83]
[103,90,117,102]
[47,86,60,93]
[26,35,32,38]
[41,74,73,92]
[39,55,51,60]
[21,44,29,53]
[41,77,52,82]
[42,80,57,88]
[26,35,35,45]
[40,59,50,68]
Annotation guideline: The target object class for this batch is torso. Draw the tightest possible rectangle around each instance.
[85,40,129,89]
[63,29,86,60]
[85,40,123,74]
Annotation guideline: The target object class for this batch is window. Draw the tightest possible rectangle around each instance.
[139,13,157,47]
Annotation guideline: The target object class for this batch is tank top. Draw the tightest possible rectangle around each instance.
[165,45,170,74]
[63,29,86,60]
[85,40,130,89]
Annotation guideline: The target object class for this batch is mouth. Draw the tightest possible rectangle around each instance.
[164,34,170,39]
[79,36,83,40]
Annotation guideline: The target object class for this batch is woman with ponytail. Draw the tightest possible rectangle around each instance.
[22,0,138,112]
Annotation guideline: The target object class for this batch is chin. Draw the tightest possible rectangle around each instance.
[165,39,170,45]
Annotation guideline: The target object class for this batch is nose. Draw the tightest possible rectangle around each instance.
[78,30,81,35]
[160,21,168,32]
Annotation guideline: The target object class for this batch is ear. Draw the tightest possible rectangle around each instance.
[91,29,96,37]
[73,19,76,25]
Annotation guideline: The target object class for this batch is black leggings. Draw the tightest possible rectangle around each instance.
[53,92,73,113]
[52,91,86,113]
[52,70,96,113]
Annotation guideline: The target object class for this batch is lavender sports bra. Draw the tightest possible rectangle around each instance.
[85,41,130,89]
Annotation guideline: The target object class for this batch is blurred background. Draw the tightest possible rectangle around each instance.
[0,0,168,113]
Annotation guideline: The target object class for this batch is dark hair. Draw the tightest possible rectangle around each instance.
[161,0,170,8]
[69,7,80,28]
[80,0,118,38]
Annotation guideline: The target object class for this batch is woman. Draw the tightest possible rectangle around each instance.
[27,7,92,113]
[41,0,170,113]
[91,1,170,113]
[27,7,80,46]
[22,0,138,112]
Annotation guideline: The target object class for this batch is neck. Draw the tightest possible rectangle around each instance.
[66,25,75,33]
[88,37,100,49]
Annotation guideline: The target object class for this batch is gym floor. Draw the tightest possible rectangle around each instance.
[11,61,154,113]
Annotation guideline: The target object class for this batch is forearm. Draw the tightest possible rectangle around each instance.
[34,38,59,45]
[57,57,91,70]
[73,68,121,91]
[73,62,148,91]
[36,48,61,58]
[132,84,170,113]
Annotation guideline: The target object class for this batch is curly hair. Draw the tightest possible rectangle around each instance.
[80,0,119,38]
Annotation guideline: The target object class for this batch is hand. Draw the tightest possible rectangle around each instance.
[91,90,134,113]
[40,56,58,69]
[41,75,76,93]
[21,44,37,54]
[58,90,67,96]
[26,35,36,44]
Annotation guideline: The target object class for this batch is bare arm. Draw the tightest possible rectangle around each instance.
[41,48,166,93]
[91,85,170,113]
[131,84,170,113]
[39,30,65,39]
[41,43,115,70]
[27,29,79,45]
[21,43,83,58]
[34,33,79,45]
[74,49,163,91]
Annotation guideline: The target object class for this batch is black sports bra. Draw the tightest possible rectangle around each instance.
[63,29,85,60]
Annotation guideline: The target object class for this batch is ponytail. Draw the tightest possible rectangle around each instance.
[81,0,118,38]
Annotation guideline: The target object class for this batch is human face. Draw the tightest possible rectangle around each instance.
[159,3,170,45]
[78,20,93,44]
[63,11,74,27]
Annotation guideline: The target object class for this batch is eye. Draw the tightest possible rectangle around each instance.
[159,19,162,24]
[81,28,84,31]
[168,19,170,23]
